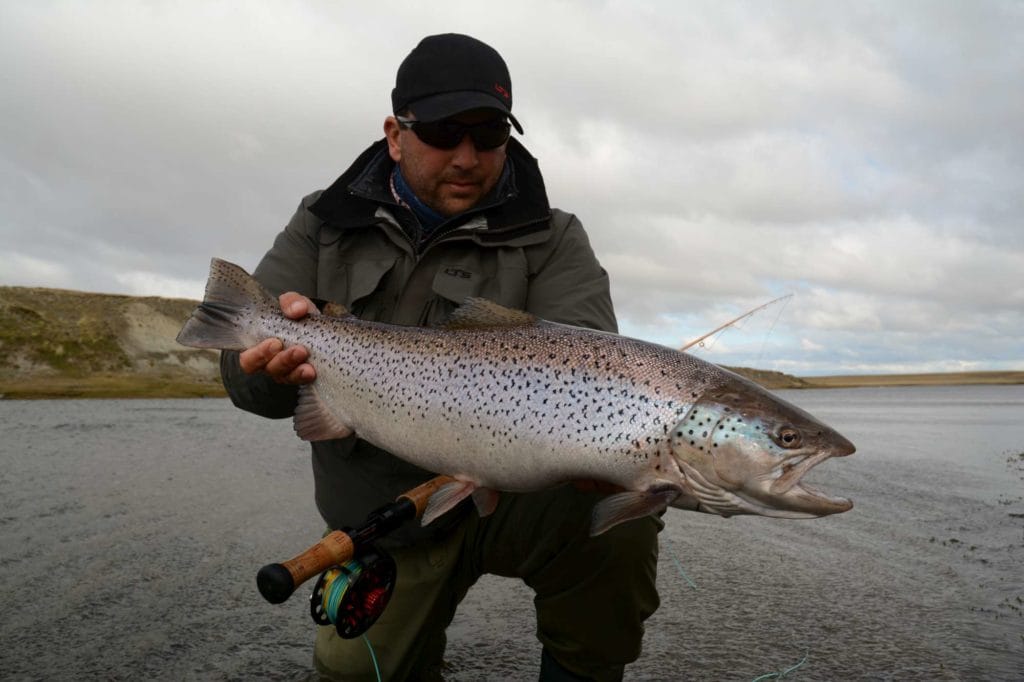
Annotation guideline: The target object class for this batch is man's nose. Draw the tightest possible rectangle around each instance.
[449,133,479,168]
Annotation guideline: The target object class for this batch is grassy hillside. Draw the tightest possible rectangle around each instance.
[0,286,225,399]
[0,285,1019,398]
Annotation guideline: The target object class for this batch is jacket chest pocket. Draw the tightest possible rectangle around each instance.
[318,255,399,319]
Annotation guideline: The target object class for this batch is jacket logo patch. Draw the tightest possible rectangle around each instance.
[443,267,474,280]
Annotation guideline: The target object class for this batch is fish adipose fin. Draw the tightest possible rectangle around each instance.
[440,298,537,330]
[293,385,353,442]
[319,301,350,318]
[176,258,278,350]
[590,486,682,536]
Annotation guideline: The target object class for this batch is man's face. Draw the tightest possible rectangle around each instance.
[384,108,508,217]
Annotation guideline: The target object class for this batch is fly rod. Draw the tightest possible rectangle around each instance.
[257,474,454,604]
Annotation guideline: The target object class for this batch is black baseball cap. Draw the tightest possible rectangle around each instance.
[391,33,524,134]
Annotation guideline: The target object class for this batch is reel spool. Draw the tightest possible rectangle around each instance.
[310,545,396,639]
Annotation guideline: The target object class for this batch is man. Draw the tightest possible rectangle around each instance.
[221,33,661,681]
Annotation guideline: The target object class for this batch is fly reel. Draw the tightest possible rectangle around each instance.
[310,545,397,639]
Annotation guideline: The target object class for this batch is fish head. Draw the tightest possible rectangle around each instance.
[669,373,854,518]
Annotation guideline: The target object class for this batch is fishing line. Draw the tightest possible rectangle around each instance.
[700,333,722,354]
[662,540,814,680]
[663,538,698,590]
[320,564,363,625]
[754,294,793,368]
[750,652,808,681]
[362,635,382,682]
[312,557,393,682]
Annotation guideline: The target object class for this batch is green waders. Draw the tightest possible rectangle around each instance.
[313,485,662,681]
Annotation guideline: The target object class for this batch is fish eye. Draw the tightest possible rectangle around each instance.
[773,427,803,449]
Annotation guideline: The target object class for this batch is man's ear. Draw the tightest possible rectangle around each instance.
[384,116,402,162]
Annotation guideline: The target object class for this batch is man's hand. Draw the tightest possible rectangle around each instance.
[238,292,317,384]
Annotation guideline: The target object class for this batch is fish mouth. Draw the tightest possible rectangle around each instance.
[765,444,855,516]
[771,480,853,517]
[675,457,852,518]
[771,451,835,495]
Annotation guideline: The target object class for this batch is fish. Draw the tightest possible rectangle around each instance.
[177,258,855,535]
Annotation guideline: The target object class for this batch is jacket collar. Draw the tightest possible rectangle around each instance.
[308,138,552,233]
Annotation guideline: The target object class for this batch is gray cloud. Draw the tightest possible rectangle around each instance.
[2,1,1021,374]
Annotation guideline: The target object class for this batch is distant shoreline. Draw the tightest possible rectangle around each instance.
[1,370,1021,400]
[2,285,1021,399]
[797,370,1024,389]
[0,375,228,400]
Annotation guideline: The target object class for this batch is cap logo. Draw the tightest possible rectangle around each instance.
[494,83,510,100]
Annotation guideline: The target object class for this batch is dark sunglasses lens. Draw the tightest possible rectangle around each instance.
[469,121,511,149]
[411,122,462,149]
[410,121,510,150]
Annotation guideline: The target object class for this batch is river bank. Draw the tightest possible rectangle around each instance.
[3,284,1021,399]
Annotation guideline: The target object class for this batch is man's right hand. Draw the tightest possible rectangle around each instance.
[238,292,318,385]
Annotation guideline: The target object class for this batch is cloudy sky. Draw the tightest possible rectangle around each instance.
[2,1,1021,376]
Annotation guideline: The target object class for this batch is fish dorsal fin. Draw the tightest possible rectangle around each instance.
[440,298,537,330]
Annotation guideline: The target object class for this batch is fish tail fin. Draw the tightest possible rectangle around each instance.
[176,258,276,351]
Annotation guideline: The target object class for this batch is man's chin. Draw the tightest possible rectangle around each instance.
[436,195,481,217]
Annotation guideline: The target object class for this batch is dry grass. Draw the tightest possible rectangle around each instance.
[0,374,227,400]
[801,371,1024,388]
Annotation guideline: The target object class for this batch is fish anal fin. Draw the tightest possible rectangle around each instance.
[471,487,500,517]
[422,480,477,526]
[590,486,681,536]
[440,298,537,330]
[293,385,353,442]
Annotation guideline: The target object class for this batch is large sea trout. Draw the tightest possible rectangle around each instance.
[178,259,854,535]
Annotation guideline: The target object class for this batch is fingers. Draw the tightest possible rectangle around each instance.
[236,291,318,384]
[280,292,317,320]
[267,344,316,384]
[238,338,317,384]
[239,338,281,374]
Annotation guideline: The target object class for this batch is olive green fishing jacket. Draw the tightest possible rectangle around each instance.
[221,138,616,545]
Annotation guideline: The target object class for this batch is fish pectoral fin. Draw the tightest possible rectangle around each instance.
[293,385,353,442]
[422,480,477,526]
[590,486,681,537]
[471,487,501,518]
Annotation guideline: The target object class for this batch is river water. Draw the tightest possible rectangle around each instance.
[1,385,1022,680]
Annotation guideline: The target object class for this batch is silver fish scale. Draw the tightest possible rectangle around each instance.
[270,310,731,492]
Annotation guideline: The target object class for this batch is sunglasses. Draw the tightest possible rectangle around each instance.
[396,116,511,151]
